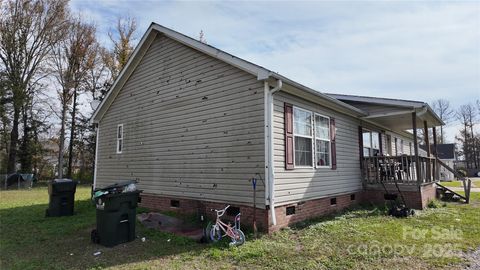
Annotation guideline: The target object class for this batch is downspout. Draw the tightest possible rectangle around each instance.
[266,79,282,226]
[93,125,99,189]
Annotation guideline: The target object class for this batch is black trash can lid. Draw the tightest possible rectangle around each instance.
[94,180,136,192]
[53,178,74,183]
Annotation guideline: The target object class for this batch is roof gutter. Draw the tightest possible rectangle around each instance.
[265,79,282,226]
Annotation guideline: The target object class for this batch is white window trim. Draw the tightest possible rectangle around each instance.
[363,129,380,157]
[293,107,314,168]
[116,124,123,154]
[314,113,331,169]
[292,107,333,169]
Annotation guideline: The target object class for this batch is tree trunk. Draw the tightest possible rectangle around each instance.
[7,107,20,173]
[58,104,67,178]
[440,126,444,144]
[67,89,78,178]
[19,104,31,173]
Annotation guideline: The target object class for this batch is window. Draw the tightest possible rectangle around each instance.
[396,138,404,155]
[116,124,123,154]
[315,114,330,167]
[363,130,380,156]
[293,108,313,167]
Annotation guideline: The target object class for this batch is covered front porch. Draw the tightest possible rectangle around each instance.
[361,107,445,187]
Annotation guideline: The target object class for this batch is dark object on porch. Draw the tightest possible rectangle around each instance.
[137,212,205,242]
[45,179,77,217]
[91,190,141,247]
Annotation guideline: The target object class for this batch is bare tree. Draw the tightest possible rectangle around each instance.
[431,99,454,144]
[456,104,478,169]
[102,16,138,83]
[52,18,97,178]
[0,0,69,173]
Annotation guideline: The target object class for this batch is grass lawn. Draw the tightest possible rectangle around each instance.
[441,179,479,188]
[439,181,463,188]
[1,186,479,270]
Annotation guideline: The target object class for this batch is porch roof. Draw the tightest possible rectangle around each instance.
[326,94,444,131]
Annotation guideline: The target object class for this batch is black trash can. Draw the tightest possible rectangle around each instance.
[46,179,77,217]
[91,186,141,247]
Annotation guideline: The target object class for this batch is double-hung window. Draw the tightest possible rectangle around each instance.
[363,130,380,157]
[293,108,313,167]
[315,114,330,167]
[117,124,123,154]
[396,138,404,155]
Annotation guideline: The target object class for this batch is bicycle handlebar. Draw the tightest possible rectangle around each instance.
[211,205,230,217]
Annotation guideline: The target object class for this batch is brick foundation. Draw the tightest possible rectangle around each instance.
[140,192,361,233]
[362,183,437,209]
[139,184,437,233]
[268,192,360,232]
[140,193,269,231]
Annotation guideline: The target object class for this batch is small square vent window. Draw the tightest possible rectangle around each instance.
[286,206,295,216]
[170,200,180,208]
[350,194,356,201]
[226,206,240,217]
[330,198,337,205]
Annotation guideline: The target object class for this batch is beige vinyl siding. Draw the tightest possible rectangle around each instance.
[272,92,362,205]
[96,34,265,207]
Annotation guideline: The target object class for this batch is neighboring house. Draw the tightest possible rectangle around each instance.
[91,23,445,232]
[421,144,456,181]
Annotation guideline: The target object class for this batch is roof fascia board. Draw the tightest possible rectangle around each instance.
[278,82,367,118]
[90,27,158,124]
[327,94,424,108]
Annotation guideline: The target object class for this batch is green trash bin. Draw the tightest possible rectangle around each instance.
[91,190,141,247]
[46,179,77,217]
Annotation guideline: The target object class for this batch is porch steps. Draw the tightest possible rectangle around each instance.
[436,157,472,204]
[436,182,470,203]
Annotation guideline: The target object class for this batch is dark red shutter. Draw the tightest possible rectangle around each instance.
[379,132,383,156]
[330,118,337,170]
[284,103,294,170]
[358,126,364,168]
[394,138,398,156]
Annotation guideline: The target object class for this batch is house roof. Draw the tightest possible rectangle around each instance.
[90,23,366,124]
[420,143,455,160]
[90,23,443,130]
[327,93,444,129]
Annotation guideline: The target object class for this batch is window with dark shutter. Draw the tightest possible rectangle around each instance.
[330,118,337,170]
[284,103,294,170]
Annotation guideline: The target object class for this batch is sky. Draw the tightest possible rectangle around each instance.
[71,0,480,142]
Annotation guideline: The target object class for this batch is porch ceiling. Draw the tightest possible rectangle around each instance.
[364,109,442,132]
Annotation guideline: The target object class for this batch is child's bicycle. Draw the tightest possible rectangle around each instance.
[209,205,245,246]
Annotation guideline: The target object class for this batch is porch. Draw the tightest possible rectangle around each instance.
[360,109,443,186]
[362,155,436,185]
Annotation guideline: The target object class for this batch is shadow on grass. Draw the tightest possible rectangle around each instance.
[0,198,234,270]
